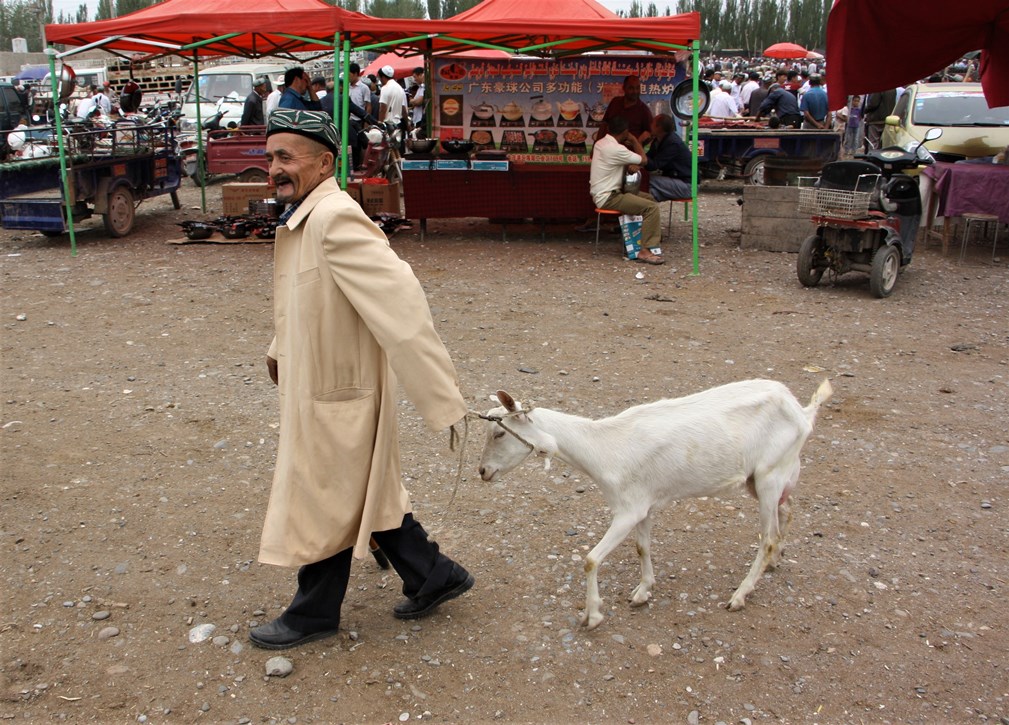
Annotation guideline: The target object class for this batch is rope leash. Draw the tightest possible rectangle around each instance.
[426,407,536,536]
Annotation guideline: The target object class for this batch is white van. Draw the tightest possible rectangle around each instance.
[179,62,288,132]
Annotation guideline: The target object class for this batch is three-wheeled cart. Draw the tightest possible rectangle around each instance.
[0,121,182,237]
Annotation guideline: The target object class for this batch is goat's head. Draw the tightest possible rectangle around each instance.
[477,390,556,482]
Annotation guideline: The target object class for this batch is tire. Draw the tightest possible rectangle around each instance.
[103,186,135,238]
[237,168,268,184]
[189,167,205,187]
[797,234,824,287]
[744,155,766,186]
[869,244,901,298]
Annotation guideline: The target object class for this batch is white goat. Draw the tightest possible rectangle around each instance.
[478,378,833,630]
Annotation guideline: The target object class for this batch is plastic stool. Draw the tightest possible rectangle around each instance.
[665,198,692,238]
[594,207,622,255]
[959,213,1000,264]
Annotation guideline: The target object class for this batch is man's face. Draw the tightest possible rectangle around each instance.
[650,118,663,138]
[623,77,641,103]
[290,73,308,93]
[266,134,332,204]
[349,71,360,83]
[413,71,424,85]
[255,84,268,98]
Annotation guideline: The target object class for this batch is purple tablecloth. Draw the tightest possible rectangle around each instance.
[923,161,1009,224]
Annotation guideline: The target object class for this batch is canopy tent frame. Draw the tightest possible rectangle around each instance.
[337,25,702,274]
[45,6,702,271]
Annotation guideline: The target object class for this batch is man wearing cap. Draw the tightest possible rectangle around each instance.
[706,81,740,119]
[279,67,321,112]
[311,76,328,100]
[251,109,474,650]
[266,75,284,117]
[377,65,406,126]
[241,76,269,127]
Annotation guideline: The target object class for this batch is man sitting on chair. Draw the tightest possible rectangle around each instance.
[645,114,692,203]
[589,115,664,265]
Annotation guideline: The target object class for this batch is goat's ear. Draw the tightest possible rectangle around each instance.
[496,390,517,413]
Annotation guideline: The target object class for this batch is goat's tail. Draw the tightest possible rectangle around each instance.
[804,378,833,425]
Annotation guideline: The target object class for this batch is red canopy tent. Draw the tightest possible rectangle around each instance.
[763,42,808,59]
[363,48,508,80]
[826,0,1009,110]
[450,0,616,21]
[45,0,366,60]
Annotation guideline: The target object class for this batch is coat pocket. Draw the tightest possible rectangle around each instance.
[296,267,321,286]
[309,389,378,486]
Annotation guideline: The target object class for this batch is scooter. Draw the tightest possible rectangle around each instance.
[797,127,943,298]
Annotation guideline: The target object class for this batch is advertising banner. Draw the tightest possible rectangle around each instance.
[432,56,686,163]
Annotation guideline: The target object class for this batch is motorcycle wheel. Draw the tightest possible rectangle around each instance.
[744,155,766,186]
[237,168,268,184]
[869,244,901,298]
[797,234,824,287]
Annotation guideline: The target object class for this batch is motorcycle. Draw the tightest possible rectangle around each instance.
[796,127,943,298]
[179,101,233,185]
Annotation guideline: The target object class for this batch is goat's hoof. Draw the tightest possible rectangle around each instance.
[726,596,745,611]
[629,587,651,607]
[580,611,604,630]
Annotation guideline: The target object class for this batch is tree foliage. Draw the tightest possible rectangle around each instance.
[1,0,53,52]
[675,0,831,51]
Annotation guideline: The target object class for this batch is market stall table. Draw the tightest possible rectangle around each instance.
[922,161,1009,255]
[403,162,601,239]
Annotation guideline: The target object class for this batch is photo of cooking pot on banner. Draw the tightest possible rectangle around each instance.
[432,57,686,163]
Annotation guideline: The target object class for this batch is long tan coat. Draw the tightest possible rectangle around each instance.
[259,177,466,568]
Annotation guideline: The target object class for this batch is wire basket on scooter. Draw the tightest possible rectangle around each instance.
[797,175,877,220]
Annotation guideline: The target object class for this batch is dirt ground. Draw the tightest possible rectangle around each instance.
[2,180,1008,725]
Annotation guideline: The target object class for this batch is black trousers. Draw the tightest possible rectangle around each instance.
[278,513,458,633]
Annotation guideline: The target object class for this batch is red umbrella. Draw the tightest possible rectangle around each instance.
[764,42,809,59]
[826,0,1009,110]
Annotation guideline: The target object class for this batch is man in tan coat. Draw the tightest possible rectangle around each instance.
[251,109,473,650]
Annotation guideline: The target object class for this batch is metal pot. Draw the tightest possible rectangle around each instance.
[408,139,438,154]
[623,171,641,195]
[441,139,475,155]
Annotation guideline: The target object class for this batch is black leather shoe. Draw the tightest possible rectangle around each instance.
[248,617,339,650]
[393,569,475,620]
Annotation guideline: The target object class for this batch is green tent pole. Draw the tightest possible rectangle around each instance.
[690,38,700,276]
[46,48,77,255]
[340,37,351,189]
[193,52,206,213]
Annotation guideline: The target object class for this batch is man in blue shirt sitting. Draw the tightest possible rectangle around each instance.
[799,76,831,130]
[278,67,321,112]
[645,114,692,202]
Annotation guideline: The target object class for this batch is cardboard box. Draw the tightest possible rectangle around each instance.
[359,181,401,217]
[343,181,363,205]
[222,182,271,216]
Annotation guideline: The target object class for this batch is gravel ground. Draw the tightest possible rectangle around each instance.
[2,180,1008,724]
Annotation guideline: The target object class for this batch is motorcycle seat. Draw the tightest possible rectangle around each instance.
[818,160,880,191]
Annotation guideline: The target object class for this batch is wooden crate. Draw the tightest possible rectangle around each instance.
[740,185,815,253]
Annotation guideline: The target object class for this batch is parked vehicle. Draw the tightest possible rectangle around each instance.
[796,127,942,298]
[0,118,182,238]
[1,81,28,160]
[178,62,286,134]
[882,83,1009,168]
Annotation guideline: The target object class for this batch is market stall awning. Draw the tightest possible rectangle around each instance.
[826,0,1009,110]
[449,0,616,21]
[45,0,367,60]
[363,48,510,79]
[343,13,701,57]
